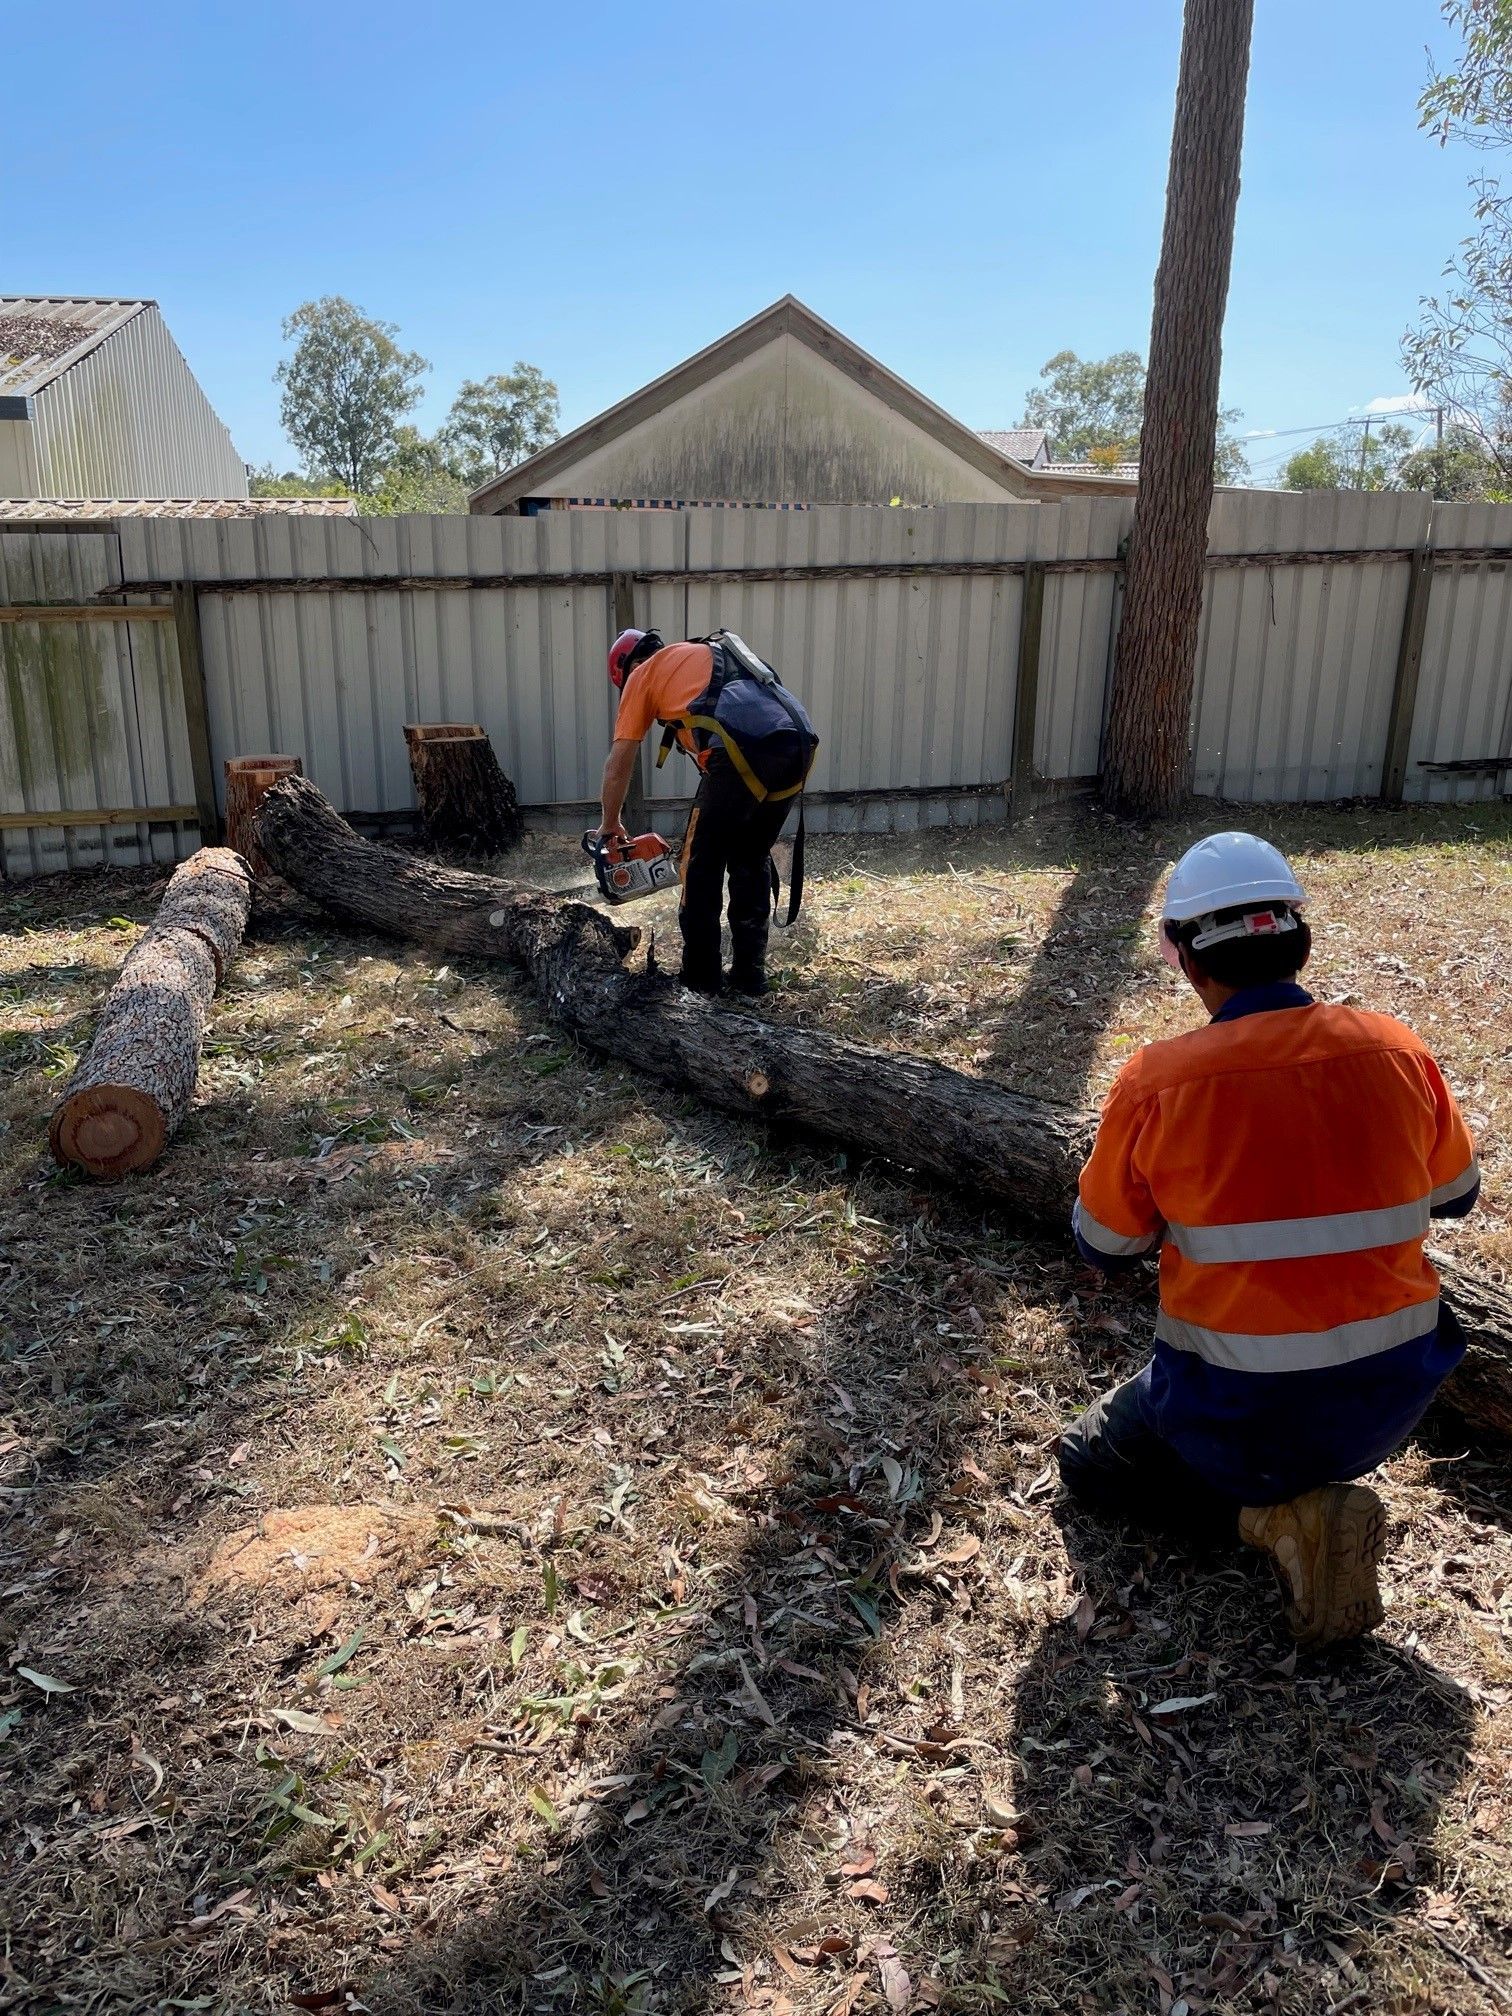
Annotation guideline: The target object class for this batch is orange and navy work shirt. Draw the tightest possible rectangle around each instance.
[1074,982,1479,1501]
[613,643,714,764]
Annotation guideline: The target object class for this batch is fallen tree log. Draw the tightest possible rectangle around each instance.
[50,848,252,1178]
[256,777,1511,1444]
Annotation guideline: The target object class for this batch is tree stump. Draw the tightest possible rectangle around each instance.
[225,756,303,876]
[49,848,252,1178]
[404,724,523,855]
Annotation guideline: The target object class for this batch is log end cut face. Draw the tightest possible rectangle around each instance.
[49,1083,168,1177]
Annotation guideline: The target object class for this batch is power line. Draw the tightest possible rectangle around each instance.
[1241,409,1439,444]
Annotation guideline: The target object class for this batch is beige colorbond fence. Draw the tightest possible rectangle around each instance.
[2,493,1510,877]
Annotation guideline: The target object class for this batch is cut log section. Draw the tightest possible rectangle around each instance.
[255,776,1512,1445]
[50,848,252,1178]
[404,723,523,856]
[225,756,303,876]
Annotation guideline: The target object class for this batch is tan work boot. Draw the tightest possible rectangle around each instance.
[1238,1484,1387,1648]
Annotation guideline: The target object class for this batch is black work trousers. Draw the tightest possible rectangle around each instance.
[679,750,799,989]
[1058,1370,1247,1546]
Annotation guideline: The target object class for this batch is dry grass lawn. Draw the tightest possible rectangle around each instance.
[1,800,1510,2016]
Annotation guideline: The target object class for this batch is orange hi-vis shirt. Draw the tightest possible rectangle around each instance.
[1074,984,1479,1499]
[613,643,714,764]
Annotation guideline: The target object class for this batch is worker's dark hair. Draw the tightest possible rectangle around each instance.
[627,628,665,673]
[1170,904,1312,989]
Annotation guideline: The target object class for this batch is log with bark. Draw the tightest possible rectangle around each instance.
[225,756,303,876]
[255,776,1512,1444]
[405,723,523,856]
[50,848,253,1178]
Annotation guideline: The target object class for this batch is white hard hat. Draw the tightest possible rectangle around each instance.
[1158,832,1305,968]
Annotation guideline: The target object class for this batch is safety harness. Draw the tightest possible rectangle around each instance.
[654,631,818,925]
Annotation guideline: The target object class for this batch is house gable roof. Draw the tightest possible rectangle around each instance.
[471,297,1113,511]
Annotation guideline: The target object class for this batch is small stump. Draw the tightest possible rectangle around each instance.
[225,755,303,875]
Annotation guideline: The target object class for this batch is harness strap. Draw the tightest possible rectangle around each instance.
[658,712,811,800]
[778,799,806,928]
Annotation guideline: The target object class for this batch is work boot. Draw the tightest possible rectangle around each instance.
[679,959,723,997]
[728,959,768,998]
[1238,1484,1387,1648]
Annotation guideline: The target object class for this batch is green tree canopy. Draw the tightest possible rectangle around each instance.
[1403,1,1512,489]
[276,297,429,495]
[1019,348,1249,482]
[1399,419,1511,497]
[359,426,470,516]
[1021,349,1145,461]
[1278,422,1418,491]
[442,365,561,489]
[247,463,352,500]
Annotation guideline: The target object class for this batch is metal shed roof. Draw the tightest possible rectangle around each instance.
[0,297,151,397]
[0,495,358,522]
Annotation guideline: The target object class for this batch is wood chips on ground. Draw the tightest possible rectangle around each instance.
[1,800,1509,2015]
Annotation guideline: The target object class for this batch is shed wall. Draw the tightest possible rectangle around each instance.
[30,306,246,499]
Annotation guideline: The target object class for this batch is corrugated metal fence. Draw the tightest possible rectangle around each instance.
[2,492,1510,875]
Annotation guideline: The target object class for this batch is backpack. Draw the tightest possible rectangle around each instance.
[654,631,819,803]
[654,632,818,927]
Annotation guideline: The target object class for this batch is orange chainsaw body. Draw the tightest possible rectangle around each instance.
[583,830,680,903]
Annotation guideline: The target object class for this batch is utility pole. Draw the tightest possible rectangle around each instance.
[1357,415,1372,488]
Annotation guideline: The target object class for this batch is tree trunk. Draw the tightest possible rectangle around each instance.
[225,756,303,877]
[1101,0,1255,817]
[50,848,252,1178]
[405,723,523,855]
[255,777,1512,1442]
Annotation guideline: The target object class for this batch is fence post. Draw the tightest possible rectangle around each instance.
[171,584,221,844]
[1010,562,1047,815]
[611,571,648,828]
[1381,546,1435,804]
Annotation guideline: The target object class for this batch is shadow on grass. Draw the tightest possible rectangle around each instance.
[998,1501,1477,2013]
[346,1190,1049,2014]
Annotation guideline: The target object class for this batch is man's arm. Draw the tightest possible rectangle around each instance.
[1422,1053,1480,1219]
[596,737,641,838]
[1074,1072,1164,1271]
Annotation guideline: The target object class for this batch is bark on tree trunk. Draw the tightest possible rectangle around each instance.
[1101,0,1256,817]
[405,723,524,855]
[225,756,303,877]
[50,848,252,1177]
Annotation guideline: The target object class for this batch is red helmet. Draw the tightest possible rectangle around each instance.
[608,628,646,691]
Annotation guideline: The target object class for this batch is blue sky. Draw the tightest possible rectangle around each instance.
[8,1,1474,482]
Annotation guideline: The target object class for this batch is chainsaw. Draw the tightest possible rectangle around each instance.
[581,829,680,904]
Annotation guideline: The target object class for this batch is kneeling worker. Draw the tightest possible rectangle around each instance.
[596,628,817,996]
[1062,832,1479,1647]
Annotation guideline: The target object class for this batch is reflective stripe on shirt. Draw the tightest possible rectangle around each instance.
[1167,1195,1432,1264]
[1072,1199,1162,1258]
[1431,1158,1481,1210]
[1156,1297,1439,1374]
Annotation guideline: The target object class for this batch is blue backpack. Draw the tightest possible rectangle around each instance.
[655,631,818,802]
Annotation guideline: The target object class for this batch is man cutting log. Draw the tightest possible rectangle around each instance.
[1061,832,1481,1648]
[594,628,817,997]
